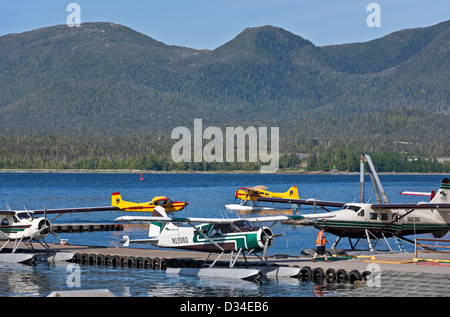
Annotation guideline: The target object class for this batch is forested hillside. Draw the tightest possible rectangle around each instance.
[0,21,448,172]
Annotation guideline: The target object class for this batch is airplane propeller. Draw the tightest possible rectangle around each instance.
[259,226,283,261]
[36,207,63,241]
[262,229,272,260]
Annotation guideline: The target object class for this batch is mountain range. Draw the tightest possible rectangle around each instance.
[0,20,448,159]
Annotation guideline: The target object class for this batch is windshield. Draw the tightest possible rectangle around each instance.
[16,212,34,220]
[233,220,253,231]
[344,205,361,212]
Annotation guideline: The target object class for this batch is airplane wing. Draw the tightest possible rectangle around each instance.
[0,211,16,215]
[257,197,345,208]
[287,213,336,220]
[152,196,169,202]
[115,215,251,224]
[115,213,335,224]
[238,187,258,196]
[246,185,268,191]
[32,206,120,214]
[115,215,172,222]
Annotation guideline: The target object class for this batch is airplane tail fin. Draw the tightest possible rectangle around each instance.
[285,186,299,199]
[112,191,125,208]
[148,205,169,237]
[112,191,136,209]
[430,178,449,204]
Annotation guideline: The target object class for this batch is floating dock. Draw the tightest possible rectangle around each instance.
[51,223,123,233]
[6,242,450,296]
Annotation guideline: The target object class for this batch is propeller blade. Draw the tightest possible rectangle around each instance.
[262,236,269,260]
[50,229,62,241]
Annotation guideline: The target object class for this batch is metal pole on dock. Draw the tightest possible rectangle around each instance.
[364,154,389,204]
[360,155,366,203]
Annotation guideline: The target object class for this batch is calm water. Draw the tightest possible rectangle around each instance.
[0,172,447,297]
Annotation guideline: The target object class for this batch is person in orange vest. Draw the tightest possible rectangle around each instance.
[312,229,331,262]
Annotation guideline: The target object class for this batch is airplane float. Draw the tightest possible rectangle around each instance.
[115,206,334,280]
[111,192,188,213]
[256,156,450,252]
[0,205,119,263]
[225,185,299,211]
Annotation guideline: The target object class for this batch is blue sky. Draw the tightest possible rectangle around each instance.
[0,0,448,49]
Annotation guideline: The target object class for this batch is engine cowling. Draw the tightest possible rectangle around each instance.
[33,218,51,239]
[257,227,274,250]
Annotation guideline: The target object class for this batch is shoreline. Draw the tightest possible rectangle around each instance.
[0,168,448,176]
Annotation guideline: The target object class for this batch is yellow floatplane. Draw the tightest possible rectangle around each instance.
[225,185,299,211]
[111,192,188,213]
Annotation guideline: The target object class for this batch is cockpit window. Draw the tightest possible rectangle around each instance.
[344,205,362,212]
[212,223,236,234]
[16,212,34,220]
[233,220,253,231]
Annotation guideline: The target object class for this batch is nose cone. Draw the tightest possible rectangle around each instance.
[38,219,51,236]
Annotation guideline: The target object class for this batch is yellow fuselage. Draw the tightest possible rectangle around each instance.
[111,192,188,212]
[235,186,299,201]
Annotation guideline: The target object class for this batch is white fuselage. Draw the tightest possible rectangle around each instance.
[318,203,450,238]
[151,222,270,253]
[0,212,50,241]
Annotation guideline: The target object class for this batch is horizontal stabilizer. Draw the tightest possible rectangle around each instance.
[120,235,158,246]
[400,191,431,196]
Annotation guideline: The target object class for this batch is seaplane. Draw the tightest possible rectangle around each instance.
[115,206,334,280]
[111,191,188,213]
[0,205,119,264]
[256,155,450,252]
[225,185,299,211]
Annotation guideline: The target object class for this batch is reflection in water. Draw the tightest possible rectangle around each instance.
[0,262,353,297]
[0,264,40,296]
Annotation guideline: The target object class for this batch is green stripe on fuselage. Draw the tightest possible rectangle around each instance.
[0,227,25,233]
[318,219,401,230]
[440,183,450,190]
[193,232,260,251]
